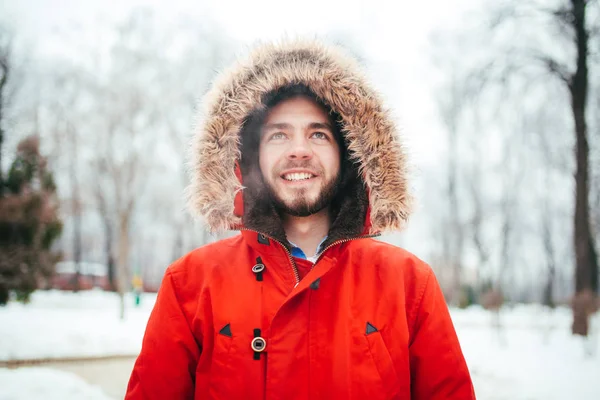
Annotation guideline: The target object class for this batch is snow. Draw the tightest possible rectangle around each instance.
[0,368,113,400]
[451,305,600,400]
[1,290,600,399]
[0,289,156,361]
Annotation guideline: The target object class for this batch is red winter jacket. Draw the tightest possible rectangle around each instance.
[126,231,474,399]
[126,39,475,399]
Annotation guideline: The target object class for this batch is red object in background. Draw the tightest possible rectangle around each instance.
[51,261,111,291]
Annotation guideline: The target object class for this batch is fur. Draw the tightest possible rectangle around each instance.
[187,39,413,236]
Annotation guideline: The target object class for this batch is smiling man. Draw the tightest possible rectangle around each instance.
[258,93,342,260]
[260,97,340,217]
[126,40,475,399]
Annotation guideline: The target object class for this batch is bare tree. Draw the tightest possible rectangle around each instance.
[448,0,599,335]
[44,68,87,292]
[497,154,518,299]
[158,21,230,259]
[437,71,467,305]
[561,0,599,336]
[591,88,600,285]
[22,8,236,302]
[466,126,493,292]
[77,10,165,318]
[530,105,571,308]
[93,170,116,292]
[541,192,558,308]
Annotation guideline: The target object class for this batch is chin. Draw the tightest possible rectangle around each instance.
[284,193,318,206]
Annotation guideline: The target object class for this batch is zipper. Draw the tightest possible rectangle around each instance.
[313,233,381,265]
[240,228,300,286]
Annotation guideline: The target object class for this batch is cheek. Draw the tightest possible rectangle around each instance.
[258,146,277,179]
[320,147,341,177]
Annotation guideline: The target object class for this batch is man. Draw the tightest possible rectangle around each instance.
[126,40,475,399]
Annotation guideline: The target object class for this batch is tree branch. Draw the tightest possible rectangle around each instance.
[537,55,573,87]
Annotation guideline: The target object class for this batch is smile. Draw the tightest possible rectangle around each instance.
[281,172,316,181]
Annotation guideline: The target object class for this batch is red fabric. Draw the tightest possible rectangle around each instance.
[233,161,244,218]
[294,257,313,281]
[126,231,475,399]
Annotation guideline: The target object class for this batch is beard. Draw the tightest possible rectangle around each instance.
[264,165,342,217]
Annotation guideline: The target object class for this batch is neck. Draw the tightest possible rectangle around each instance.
[282,208,331,257]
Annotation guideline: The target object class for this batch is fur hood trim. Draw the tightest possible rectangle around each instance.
[187,39,412,233]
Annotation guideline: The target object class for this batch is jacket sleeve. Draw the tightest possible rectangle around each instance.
[409,269,476,399]
[125,268,201,400]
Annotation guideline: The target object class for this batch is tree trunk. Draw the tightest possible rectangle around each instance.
[116,211,131,320]
[69,127,82,292]
[0,89,4,195]
[440,75,464,305]
[449,118,463,306]
[102,215,116,292]
[570,0,598,336]
[542,196,556,308]
[72,211,82,291]
[498,203,511,294]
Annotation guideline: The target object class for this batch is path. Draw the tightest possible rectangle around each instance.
[3,356,137,399]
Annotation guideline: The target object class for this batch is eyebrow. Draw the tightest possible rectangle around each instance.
[262,121,333,132]
[308,122,333,131]
[262,122,293,132]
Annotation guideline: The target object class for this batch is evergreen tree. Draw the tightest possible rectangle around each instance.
[0,135,62,305]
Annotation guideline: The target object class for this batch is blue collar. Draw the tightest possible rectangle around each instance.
[288,236,328,260]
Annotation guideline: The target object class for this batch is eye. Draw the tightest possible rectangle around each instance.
[311,131,329,140]
[269,132,286,140]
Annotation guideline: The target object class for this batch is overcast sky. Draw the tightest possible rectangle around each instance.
[1,0,483,251]
[1,0,479,167]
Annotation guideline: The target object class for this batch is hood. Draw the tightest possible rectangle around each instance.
[187,39,412,242]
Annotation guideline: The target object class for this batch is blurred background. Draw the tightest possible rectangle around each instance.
[0,0,599,399]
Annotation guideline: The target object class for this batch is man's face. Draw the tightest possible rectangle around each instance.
[258,96,341,217]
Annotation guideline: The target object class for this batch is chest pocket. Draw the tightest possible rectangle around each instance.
[363,328,401,399]
[202,325,267,400]
[205,327,235,398]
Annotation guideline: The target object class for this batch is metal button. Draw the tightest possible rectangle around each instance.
[251,337,266,352]
[252,263,265,273]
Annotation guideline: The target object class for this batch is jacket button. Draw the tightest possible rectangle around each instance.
[252,263,265,273]
[251,337,266,352]
[257,233,270,245]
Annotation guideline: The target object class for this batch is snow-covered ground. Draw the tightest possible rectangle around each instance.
[1,290,599,399]
[0,368,113,400]
[452,305,600,400]
[0,290,156,361]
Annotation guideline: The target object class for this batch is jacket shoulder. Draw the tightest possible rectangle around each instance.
[170,234,242,267]
[351,239,434,322]
[166,234,245,286]
[352,239,432,279]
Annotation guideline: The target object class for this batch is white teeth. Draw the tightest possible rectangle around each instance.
[283,173,314,181]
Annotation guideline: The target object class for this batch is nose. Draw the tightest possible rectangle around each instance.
[286,136,312,160]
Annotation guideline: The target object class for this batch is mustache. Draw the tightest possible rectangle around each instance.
[275,161,322,175]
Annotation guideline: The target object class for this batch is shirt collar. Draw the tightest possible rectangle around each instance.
[288,235,328,262]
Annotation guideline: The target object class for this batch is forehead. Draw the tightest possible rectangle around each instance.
[263,96,332,125]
